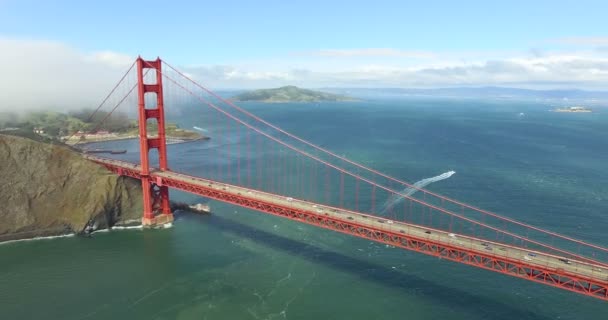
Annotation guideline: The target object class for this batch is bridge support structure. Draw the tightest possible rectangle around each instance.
[136,57,173,226]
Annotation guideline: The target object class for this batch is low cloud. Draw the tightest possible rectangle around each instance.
[182,54,608,89]
[0,38,133,112]
[1,37,608,111]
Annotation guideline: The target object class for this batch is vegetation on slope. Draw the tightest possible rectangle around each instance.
[123,122,204,140]
[0,110,135,137]
[231,85,353,103]
[0,134,143,241]
[1,110,206,143]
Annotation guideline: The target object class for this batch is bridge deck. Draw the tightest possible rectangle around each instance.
[157,170,608,281]
[87,156,608,300]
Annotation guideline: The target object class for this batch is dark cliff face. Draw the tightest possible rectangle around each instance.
[0,134,143,241]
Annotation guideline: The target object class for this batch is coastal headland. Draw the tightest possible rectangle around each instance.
[0,110,213,241]
[0,109,209,147]
[0,134,144,241]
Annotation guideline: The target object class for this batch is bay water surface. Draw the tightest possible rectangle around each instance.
[1,98,607,319]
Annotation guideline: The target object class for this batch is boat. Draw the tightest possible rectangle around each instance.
[188,203,211,214]
[553,106,592,113]
[83,149,106,154]
[83,149,127,154]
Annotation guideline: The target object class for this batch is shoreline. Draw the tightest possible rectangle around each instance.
[0,207,197,244]
[0,219,146,244]
[67,135,209,148]
[0,227,74,244]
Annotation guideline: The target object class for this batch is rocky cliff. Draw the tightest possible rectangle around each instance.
[0,134,143,241]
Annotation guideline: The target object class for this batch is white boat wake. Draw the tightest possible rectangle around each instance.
[380,171,455,213]
[0,233,75,245]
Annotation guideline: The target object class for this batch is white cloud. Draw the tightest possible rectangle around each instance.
[86,51,134,67]
[0,38,134,112]
[182,53,608,89]
[1,37,608,111]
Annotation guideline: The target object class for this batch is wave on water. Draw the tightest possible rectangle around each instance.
[0,222,169,245]
[110,225,144,231]
[380,171,455,213]
[0,233,75,245]
[86,222,169,234]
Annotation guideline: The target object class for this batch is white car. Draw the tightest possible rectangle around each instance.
[448,233,456,238]
[386,220,394,224]
[286,197,293,202]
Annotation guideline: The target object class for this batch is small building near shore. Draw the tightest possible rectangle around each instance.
[553,106,592,113]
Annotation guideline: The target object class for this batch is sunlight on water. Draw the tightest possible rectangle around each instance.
[1,99,607,319]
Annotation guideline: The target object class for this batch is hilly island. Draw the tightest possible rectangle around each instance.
[231,85,353,103]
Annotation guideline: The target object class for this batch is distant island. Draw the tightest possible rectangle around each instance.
[324,86,608,101]
[553,106,592,113]
[231,85,354,103]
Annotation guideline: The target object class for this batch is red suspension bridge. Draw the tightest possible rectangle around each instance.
[78,57,608,302]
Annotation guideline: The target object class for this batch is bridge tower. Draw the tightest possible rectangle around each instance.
[136,57,173,226]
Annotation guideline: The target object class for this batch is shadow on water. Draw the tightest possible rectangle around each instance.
[192,213,550,320]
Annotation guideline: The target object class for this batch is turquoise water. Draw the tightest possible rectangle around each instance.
[1,98,608,319]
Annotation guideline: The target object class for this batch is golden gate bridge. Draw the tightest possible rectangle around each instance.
[76,57,608,301]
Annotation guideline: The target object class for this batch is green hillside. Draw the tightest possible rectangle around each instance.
[231,86,353,103]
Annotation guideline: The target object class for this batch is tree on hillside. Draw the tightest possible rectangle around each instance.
[69,109,135,133]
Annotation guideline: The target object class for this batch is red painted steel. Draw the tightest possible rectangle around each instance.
[136,57,171,223]
[92,159,608,301]
[82,57,608,303]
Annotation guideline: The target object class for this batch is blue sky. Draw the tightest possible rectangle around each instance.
[1,0,607,63]
[0,0,607,108]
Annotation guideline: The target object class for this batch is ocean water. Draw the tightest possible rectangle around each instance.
[1,98,608,319]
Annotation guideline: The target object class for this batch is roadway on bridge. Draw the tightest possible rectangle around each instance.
[158,169,608,282]
[89,156,608,284]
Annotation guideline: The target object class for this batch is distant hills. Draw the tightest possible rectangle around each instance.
[322,86,608,101]
[231,86,353,103]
